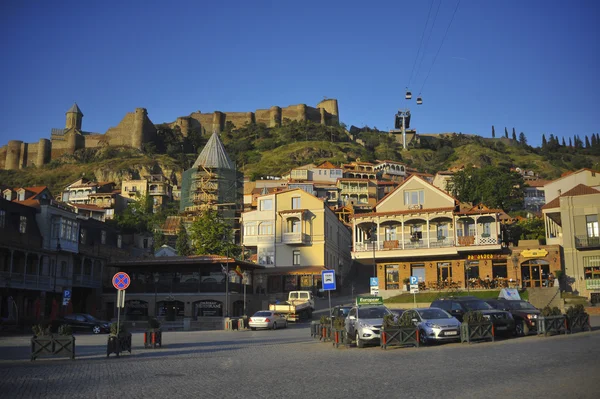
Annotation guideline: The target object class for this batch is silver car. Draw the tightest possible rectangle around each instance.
[248,311,288,330]
[403,307,461,344]
[345,305,392,348]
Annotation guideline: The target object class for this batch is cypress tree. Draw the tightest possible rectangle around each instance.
[562,137,566,147]
[176,220,192,256]
[512,129,517,141]
[542,134,547,149]
[492,125,496,138]
[504,127,509,138]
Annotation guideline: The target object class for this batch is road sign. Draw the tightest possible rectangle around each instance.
[62,298,70,306]
[112,272,131,290]
[370,277,379,287]
[63,290,71,299]
[410,284,419,294]
[322,270,336,291]
[409,276,418,285]
[370,286,379,296]
[116,289,126,308]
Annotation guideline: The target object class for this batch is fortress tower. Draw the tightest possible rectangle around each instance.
[65,103,83,130]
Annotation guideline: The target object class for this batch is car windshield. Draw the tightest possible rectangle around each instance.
[358,307,389,318]
[85,315,100,322]
[253,311,272,317]
[338,308,350,316]
[462,300,493,311]
[418,308,452,319]
[507,301,537,310]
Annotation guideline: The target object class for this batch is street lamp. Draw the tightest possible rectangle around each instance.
[370,225,377,277]
[153,272,160,317]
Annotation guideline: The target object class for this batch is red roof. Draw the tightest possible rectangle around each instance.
[15,199,41,209]
[542,184,600,210]
[72,204,105,212]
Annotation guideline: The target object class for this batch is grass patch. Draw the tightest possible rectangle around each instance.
[384,289,529,303]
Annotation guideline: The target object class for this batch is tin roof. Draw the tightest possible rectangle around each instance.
[192,132,235,170]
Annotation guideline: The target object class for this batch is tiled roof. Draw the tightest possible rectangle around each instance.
[162,216,183,234]
[192,132,235,170]
[542,184,600,210]
[72,204,105,211]
[526,179,550,188]
[14,199,41,209]
[353,207,455,219]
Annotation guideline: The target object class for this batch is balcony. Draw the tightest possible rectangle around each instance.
[282,232,310,245]
[0,272,53,290]
[575,235,600,249]
[243,235,275,246]
[73,274,102,288]
[586,279,600,290]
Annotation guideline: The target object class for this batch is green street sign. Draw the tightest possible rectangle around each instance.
[356,296,384,306]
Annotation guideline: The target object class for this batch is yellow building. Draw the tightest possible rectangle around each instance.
[241,189,352,294]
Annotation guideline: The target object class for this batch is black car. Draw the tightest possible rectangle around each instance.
[430,296,516,337]
[331,305,352,319]
[484,299,540,336]
[53,313,111,334]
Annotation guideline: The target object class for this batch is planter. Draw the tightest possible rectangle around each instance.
[460,322,494,343]
[381,327,419,349]
[31,335,76,361]
[107,332,132,357]
[566,313,591,334]
[144,329,162,349]
[537,315,567,336]
[310,321,321,338]
[332,329,348,348]
[320,324,332,342]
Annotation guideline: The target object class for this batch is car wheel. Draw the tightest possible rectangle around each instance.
[419,329,428,345]
[356,331,364,348]
[516,321,529,336]
[272,322,277,330]
[251,327,256,331]
[92,325,102,334]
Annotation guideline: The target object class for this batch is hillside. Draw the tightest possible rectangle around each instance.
[1,124,599,197]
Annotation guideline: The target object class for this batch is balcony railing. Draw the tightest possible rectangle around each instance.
[103,281,247,294]
[575,235,600,249]
[73,274,102,288]
[243,235,275,246]
[282,232,310,244]
[354,235,497,253]
[0,272,53,290]
[586,279,600,290]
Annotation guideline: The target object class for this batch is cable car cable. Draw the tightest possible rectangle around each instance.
[406,0,435,90]
[413,0,442,89]
[418,0,461,96]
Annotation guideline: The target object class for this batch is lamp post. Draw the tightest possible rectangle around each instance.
[153,272,159,317]
[370,226,377,278]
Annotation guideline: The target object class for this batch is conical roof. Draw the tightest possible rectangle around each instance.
[192,132,235,170]
[66,103,83,115]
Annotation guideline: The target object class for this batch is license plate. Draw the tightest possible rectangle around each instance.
[445,331,458,336]
[496,326,507,330]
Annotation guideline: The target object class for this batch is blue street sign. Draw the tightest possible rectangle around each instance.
[370,277,379,287]
[63,290,71,299]
[409,276,418,285]
[322,270,336,291]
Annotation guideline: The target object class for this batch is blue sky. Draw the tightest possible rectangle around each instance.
[1,0,598,148]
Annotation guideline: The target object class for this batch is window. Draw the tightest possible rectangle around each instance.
[260,199,273,211]
[385,265,399,290]
[291,219,301,233]
[587,215,599,238]
[292,197,301,209]
[404,190,424,207]
[60,261,68,277]
[244,224,256,236]
[483,222,491,235]
[117,235,122,248]
[101,230,106,245]
[384,226,396,241]
[143,238,149,248]
[410,225,422,240]
[80,228,87,244]
[19,216,27,233]
[0,210,5,228]
[259,223,273,235]
[293,250,300,266]
[437,223,449,239]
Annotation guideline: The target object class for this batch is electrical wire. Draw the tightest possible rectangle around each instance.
[406,0,435,90]
[418,0,461,95]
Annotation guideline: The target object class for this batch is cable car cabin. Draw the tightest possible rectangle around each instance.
[405,91,412,100]
[416,97,423,105]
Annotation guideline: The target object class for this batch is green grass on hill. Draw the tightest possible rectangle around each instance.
[384,289,529,303]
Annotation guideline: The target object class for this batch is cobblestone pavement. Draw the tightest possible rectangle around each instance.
[1,321,599,399]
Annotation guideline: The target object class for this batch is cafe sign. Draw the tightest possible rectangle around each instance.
[467,254,499,260]
[357,296,384,306]
[520,249,548,258]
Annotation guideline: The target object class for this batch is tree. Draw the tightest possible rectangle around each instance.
[506,217,546,245]
[189,210,240,257]
[541,134,547,149]
[585,135,591,149]
[492,125,496,138]
[519,132,527,146]
[512,129,517,141]
[114,192,154,233]
[153,230,168,251]
[504,127,509,138]
[176,221,192,256]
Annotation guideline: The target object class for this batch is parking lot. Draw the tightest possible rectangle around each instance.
[0,316,599,398]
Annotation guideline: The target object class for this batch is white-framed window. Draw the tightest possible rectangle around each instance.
[410,225,422,240]
[259,222,273,235]
[292,197,301,209]
[483,222,491,235]
[437,223,449,238]
[288,218,301,233]
[293,250,300,266]
[385,226,396,241]
[404,190,424,206]
[587,215,599,238]
[244,223,256,236]
[0,210,5,228]
[260,198,273,211]
[258,247,274,265]
[19,216,27,233]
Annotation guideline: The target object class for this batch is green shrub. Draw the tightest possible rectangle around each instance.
[462,311,485,324]
[57,324,73,336]
[110,322,126,335]
[319,315,331,325]
[382,314,396,328]
[566,304,585,318]
[147,317,161,329]
[397,312,415,328]
[32,324,52,337]
[333,317,345,330]
[541,306,562,317]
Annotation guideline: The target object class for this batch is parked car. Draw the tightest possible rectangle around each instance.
[430,297,515,336]
[331,305,352,319]
[53,313,110,334]
[484,299,540,336]
[248,310,288,330]
[389,308,405,321]
[345,305,392,348]
[403,307,461,345]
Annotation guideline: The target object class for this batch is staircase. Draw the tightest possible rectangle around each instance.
[528,286,564,311]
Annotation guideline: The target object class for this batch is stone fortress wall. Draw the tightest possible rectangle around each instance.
[0,99,338,170]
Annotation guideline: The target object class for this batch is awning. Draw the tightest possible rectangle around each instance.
[256,266,326,276]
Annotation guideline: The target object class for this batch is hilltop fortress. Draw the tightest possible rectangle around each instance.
[0,99,339,170]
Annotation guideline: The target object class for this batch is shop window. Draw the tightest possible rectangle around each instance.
[385,265,399,290]
[437,262,453,282]
[492,261,508,279]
